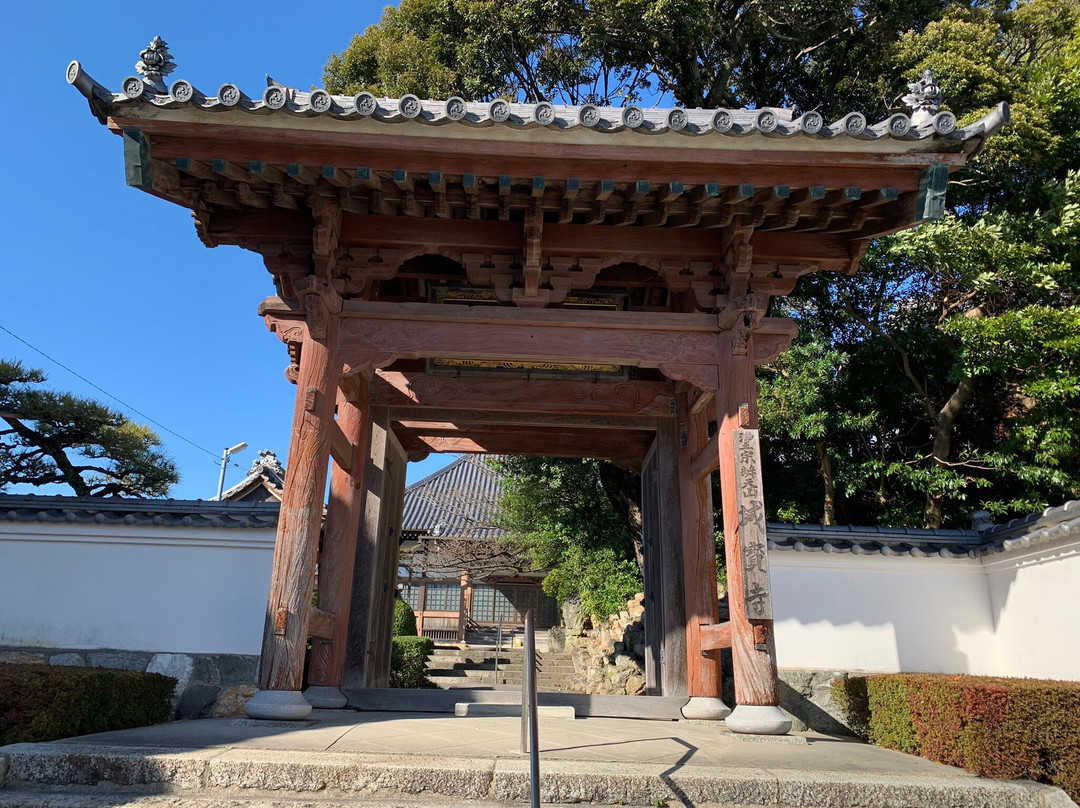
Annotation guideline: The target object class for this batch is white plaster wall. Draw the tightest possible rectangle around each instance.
[0,522,274,655]
[984,537,1080,681]
[770,552,1001,675]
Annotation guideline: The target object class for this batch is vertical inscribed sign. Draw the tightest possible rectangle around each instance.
[733,429,772,620]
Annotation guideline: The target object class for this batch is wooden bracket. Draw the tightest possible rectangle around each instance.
[699,621,732,652]
[309,608,335,639]
[691,440,719,482]
[738,403,751,428]
[303,387,318,413]
[752,622,771,651]
[329,420,352,473]
[521,198,544,301]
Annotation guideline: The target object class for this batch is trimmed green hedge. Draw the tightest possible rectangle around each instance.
[833,673,1080,800]
[0,664,175,744]
[389,636,436,688]
[393,598,418,637]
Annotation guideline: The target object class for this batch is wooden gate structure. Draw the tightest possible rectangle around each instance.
[69,42,1007,732]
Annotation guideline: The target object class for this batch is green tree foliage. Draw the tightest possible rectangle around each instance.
[766,1,1080,527]
[324,0,945,112]
[495,457,640,618]
[0,360,179,497]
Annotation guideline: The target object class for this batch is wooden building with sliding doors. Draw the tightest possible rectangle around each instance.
[68,40,1007,732]
[399,454,559,642]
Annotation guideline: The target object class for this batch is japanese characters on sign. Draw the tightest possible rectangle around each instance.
[733,429,773,620]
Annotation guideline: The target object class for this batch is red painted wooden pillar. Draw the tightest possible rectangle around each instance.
[305,380,371,708]
[676,395,728,719]
[246,317,339,720]
[716,332,789,734]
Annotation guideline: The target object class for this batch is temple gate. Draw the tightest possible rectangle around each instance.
[68,41,1007,733]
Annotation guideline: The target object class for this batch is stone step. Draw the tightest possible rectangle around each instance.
[0,795,560,808]
[1,742,1065,808]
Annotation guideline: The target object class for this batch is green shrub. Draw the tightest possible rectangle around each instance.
[393,598,418,637]
[0,664,175,745]
[834,674,1080,801]
[389,636,436,688]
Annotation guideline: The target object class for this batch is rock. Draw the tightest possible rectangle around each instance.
[85,651,151,671]
[212,684,258,717]
[213,655,258,685]
[776,669,853,735]
[548,627,567,652]
[48,653,85,667]
[177,684,221,719]
[0,651,47,665]
[779,669,814,693]
[625,674,646,695]
[561,597,586,637]
[147,654,195,700]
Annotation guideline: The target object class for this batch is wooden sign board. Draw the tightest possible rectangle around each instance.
[733,429,773,620]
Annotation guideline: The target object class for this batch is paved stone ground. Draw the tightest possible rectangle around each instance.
[1,710,1074,807]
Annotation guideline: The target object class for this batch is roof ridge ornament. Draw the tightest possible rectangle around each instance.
[902,69,942,127]
[135,36,175,94]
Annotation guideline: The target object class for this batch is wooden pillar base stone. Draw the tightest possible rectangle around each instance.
[302,685,349,709]
[681,696,732,721]
[726,705,792,735]
[245,689,313,720]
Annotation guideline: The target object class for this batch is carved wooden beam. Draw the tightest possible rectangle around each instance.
[393,424,654,461]
[389,408,658,431]
[374,372,677,417]
[263,297,732,370]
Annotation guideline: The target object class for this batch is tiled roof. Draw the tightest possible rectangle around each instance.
[766,522,984,559]
[0,493,279,529]
[402,455,505,541]
[768,500,1080,559]
[977,500,1080,555]
[66,51,1008,150]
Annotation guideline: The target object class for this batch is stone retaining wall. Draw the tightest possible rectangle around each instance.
[0,647,258,719]
[549,593,854,734]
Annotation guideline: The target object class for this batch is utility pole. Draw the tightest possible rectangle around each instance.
[216,442,248,499]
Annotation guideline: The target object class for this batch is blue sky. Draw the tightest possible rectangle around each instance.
[0,1,455,498]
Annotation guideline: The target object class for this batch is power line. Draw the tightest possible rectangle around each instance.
[0,322,244,471]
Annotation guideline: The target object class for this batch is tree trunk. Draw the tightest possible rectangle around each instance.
[924,375,977,528]
[815,441,837,526]
[597,462,644,572]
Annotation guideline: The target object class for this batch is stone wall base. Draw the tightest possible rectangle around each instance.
[0,647,258,720]
[777,669,854,735]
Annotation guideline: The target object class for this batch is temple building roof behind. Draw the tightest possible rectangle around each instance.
[402,455,505,542]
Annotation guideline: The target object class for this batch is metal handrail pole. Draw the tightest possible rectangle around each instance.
[526,609,540,808]
[494,618,503,685]
[519,634,529,754]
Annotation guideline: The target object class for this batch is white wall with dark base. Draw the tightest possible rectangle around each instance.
[770,537,1080,681]
[0,522,274,655]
